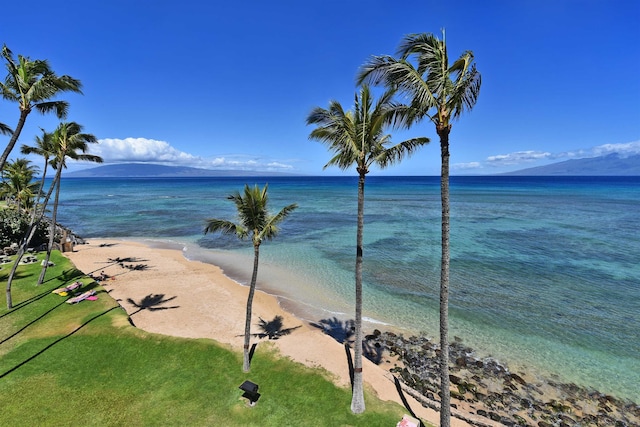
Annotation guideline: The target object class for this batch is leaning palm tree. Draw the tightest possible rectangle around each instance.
[3,130,59,309]
[0,45,82,171]
[306,84,429,414]
[204,184,297,372]
[358,30,481,426]
[36,122,102,287]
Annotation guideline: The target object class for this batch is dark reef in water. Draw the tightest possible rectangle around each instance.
[363,330,639,427]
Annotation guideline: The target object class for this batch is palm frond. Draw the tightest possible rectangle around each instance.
[204,219,239,236]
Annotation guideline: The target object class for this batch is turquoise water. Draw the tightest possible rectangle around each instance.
[55,176,640,402]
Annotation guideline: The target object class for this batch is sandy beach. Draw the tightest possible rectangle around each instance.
[64,239,482,427]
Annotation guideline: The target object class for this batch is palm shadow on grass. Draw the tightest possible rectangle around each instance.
[0,299,69,345]
[2,268,94,317]
[0,306,119,379]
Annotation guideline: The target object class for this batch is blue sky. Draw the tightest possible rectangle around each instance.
[2,0,639,175]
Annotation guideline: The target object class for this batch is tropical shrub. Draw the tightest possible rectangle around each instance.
[0,208,48,248]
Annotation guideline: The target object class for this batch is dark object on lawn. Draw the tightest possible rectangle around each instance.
[239,380,260,406]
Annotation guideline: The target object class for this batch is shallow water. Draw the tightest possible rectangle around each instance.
[55,175,640,402]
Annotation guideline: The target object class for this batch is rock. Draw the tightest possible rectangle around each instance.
[509,373,527,386]
[449,374,462,385]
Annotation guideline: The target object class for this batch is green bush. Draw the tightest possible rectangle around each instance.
[0,209,48,248]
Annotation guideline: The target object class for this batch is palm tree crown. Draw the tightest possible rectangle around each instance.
[358,31,480,136]
[0,158,38,211]
[0,45,82,171]
[307,85,428,173]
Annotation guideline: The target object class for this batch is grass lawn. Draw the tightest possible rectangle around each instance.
[0,250,412,426]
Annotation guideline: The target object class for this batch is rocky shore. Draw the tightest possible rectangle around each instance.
[364,331,639,427]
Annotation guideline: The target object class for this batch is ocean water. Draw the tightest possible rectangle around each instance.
[54,175,640,402]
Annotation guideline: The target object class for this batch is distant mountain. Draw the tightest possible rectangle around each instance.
[503,153,640,176]
[64,163,299,178]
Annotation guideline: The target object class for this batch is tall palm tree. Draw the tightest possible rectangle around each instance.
[0,45,82,171]
[306,84,429,414]
[36,122,101,287]
[204,184,297,372]
[358,30,481,426]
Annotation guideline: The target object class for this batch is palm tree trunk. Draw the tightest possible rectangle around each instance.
[243,244,260,372]
[351,170,366,414]
[38,164,63,285]
[0,110,29,172]
[438,128,451,427]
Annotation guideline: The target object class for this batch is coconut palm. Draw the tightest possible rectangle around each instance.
[358,30,481,426]
[36,122,101,287]
[0,45,82,171]
[0,157,38,211]
[204,184,297,372]
[306,84,429,414]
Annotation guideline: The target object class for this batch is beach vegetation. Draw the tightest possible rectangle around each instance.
[0,251,408,426]
[307,84,429,414]
[0,45,83,172]
[36,122,102,288]
[204,184,298,373]
[0,158,39,211]
[0,209,48,249]
[3,129,60,309]
[358,29,482,427]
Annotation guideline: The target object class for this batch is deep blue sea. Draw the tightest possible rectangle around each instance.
[54,175,640,402]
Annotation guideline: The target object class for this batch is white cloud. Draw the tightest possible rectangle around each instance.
[452,161,482,170]
[90,137,199,163]
[74,137,297,172]
[481,139,640,171]
[486,150,552,167]
[586,140,640,157]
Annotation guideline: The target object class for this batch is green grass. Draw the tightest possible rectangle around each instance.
[0,251,408,426]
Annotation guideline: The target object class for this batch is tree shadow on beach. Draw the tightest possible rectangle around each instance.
[123,294,179,327]
[126,294,179,317]
[310,317,355,344]
[310,317,385,365]
[252,315,301,340]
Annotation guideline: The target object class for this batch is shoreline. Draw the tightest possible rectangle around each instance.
[64,239,638,427]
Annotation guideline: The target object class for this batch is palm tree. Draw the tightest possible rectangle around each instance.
[0,158,38,211]
[36,122,102,287]
[358,30,481,426]
[306,84,429,414]
[0,45,82,172]
[3,130,59,309]
[204,184,297,372]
